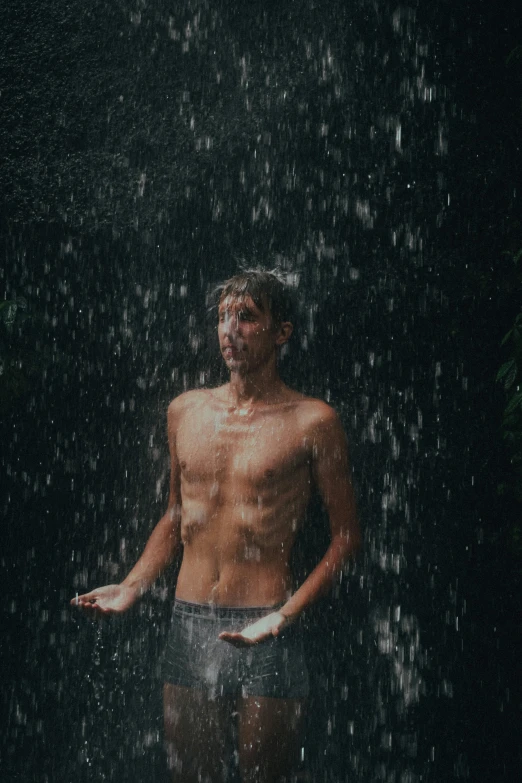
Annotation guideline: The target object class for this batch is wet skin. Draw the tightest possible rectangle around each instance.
[72,293,360,780]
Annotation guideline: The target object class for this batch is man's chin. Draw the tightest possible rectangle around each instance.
[224,357,249,373]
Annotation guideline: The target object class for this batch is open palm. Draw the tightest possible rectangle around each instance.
[218,610,288,647]
[71,584,139,616]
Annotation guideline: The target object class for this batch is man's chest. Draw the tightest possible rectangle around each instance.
[177,408,310,485]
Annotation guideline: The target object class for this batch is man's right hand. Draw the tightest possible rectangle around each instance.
[70,584,140,616]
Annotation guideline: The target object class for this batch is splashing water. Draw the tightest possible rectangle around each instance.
[2,1,517,781]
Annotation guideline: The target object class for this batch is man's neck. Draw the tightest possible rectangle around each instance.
[227,365,285,407]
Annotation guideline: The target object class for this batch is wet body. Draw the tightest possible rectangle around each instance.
[177,387,321,606]
[72,272,360,782]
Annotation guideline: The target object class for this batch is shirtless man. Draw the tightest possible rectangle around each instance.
[72,269,360,782]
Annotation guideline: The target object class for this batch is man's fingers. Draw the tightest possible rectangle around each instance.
[71,592,96,606]
[71,596,111,616]
[218,632,252,647]
[218,628,276,647]
[219,612,285,647]
[222,638,252,648]
[78,601,97,612]
[218,632,241,641]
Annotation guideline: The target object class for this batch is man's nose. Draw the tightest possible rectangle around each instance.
[222,313,239,333]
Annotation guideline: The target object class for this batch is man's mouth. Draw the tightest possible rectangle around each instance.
[223,344,245,355]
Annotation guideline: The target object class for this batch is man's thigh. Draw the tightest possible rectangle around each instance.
[163,683,233,783]
[237,695,305,783]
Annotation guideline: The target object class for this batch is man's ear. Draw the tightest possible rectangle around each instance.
[275,321,293,346]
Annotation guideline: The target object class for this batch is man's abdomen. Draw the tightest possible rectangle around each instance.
[175,541,294,606]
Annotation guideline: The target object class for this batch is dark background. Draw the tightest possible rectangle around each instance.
[1,1,521,781]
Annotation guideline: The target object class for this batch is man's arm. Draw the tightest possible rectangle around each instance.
[219,403,360,646]
[71,399,183,615]
[280,403,360,619]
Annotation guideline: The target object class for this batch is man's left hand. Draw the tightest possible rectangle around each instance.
[218,610,290,647]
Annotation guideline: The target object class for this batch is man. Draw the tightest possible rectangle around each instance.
[72,269,360,782]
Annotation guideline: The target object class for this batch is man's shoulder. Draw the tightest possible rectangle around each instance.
[291,396,347,456]
[293,393,340,427]
[168,388,213,418]
[281,393,341,444]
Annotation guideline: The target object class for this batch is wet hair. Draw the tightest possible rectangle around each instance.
[214,268,294,327]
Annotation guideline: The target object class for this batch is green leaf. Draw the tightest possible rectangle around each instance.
[506,45,522,66]
[501,328,513,346]
[505,363,519,390]
[513,330,522,358]
[496,359,516,382]
[505,392,522,416]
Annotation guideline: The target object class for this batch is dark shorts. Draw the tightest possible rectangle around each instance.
[161,599,309,700]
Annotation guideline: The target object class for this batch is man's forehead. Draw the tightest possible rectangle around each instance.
[218,294,264,313]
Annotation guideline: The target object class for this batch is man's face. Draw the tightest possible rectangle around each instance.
[218,295,279,373]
